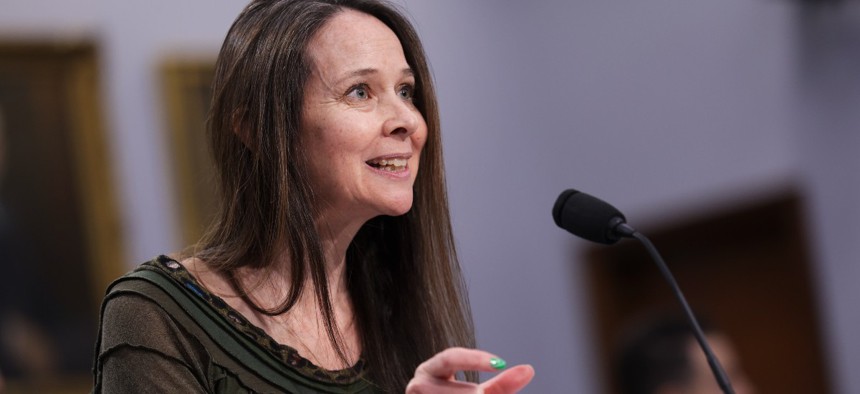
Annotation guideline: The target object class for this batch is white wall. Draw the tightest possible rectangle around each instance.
[2,0,246,264]
[407,0,797,392]
[3,0,859,392]
[793,4,860,393]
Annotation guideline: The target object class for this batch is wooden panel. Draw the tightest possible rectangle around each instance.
[160,59,217,246]
[584,191,830,393]
[0,40,123,393]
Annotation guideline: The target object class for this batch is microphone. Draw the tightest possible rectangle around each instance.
[552,189,736,394]
[552,189,635,245]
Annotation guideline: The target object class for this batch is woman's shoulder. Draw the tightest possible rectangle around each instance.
[97,279,200,355]
[98,255,207,349]
[98,255,218,354]
[94,258,260,393]
[97,256,381,393]
[105,255,225,302]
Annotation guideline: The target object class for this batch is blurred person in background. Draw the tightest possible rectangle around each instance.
[615,315,756,394]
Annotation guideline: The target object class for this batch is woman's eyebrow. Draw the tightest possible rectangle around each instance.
[335,67,414,85]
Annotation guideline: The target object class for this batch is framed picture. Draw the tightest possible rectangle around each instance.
[0,40,123,392]
[160,58,217,247]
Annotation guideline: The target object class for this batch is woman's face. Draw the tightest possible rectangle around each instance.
[302,10,427,226]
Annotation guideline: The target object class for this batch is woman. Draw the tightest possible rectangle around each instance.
[92,0,534,393]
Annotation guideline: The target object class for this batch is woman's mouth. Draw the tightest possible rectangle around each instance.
[366,157,408,172]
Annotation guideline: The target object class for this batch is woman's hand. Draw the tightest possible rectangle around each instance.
[406,347,534,394]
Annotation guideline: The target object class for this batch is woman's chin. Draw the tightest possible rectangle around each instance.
[376,196,414,217]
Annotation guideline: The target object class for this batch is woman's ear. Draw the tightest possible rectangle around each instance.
[231,108,256,152]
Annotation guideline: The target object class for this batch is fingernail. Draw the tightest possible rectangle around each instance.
[489,357,507,370]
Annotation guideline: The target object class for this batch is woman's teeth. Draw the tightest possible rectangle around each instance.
[367,158,407,171]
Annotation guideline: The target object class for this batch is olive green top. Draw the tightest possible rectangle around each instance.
[92,255,381,393]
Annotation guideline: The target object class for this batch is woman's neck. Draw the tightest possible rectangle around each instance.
[182,213,369,369]
[241,207,365,305]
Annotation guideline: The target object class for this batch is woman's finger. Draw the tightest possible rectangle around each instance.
[480,365,535,394]
[406,375,482,394]
[414,347,506,380]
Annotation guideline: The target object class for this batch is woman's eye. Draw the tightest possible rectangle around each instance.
[346,84,369,100]
[398,84,414,100]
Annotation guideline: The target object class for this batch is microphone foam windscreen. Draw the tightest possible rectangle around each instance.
[552,189,626,244]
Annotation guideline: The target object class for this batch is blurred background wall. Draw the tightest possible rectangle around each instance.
[1,0,858,392]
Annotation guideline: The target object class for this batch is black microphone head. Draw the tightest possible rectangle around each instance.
[553,189,628,245]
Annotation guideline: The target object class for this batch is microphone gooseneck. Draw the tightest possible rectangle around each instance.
[552,189,735,394]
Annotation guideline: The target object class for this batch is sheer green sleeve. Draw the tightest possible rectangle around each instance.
[95,294,211,393]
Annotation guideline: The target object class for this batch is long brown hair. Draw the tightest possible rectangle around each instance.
[196,0,475,391]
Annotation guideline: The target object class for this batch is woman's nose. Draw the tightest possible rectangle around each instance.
[381,95,421,139]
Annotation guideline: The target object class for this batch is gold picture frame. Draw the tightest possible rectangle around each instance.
[0,40,123,392]
[160,58,218,247]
